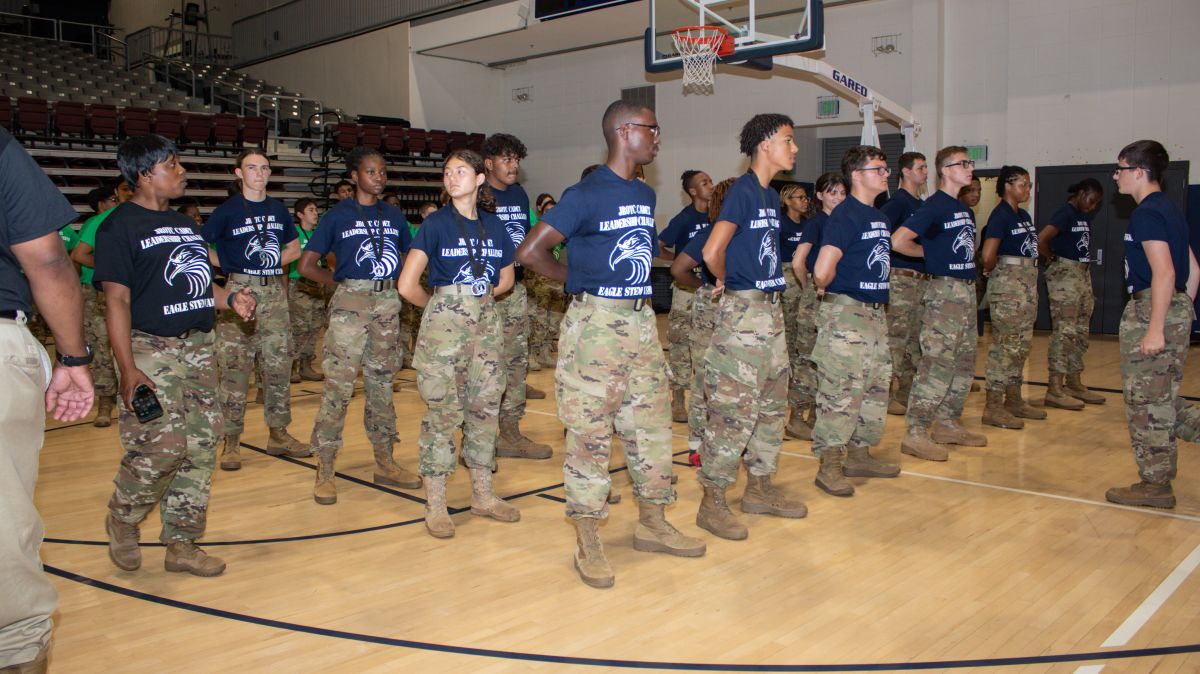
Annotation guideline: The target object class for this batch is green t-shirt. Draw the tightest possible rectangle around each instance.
[289,224,315,279]
[77,207,115,285]
[60,224,80,252]
[528,209,564,261]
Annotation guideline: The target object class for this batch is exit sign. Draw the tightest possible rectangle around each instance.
[966,145,988,163]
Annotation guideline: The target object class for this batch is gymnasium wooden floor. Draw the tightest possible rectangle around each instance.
[34,324,1200,672]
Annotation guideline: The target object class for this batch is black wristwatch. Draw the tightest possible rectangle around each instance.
[56,343,94,367]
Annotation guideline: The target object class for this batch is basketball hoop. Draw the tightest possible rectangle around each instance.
[672,25,731,92]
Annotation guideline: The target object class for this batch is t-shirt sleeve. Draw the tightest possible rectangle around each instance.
[411,218,435,256]
[278,204,298,245]
[92,218,133,289]
[1130,209,1169,244]
[498,221,516,267]
[305,215,336,256]
[902,202,935,238]
[0,138,78,245]
[200,206,228,244]
[715,181,754,229]
[1048,205,1071,232]
[659,214,684,246]
[821,208,855,252]
[983,207,1006,240]
[399,215,413,253]
[680,226,710,264]
[542,184,586,240]
[78,211,107,247]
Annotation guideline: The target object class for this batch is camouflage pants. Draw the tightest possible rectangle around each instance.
[687,287,718,445]
[527,271,566,357]
[811,300,891,456]
[700,294,788,488]
[783,267,818,407]
[415,291,504,476]
[108,330,220,543]
[984,263,1038,390]
[0,316,55,667]
[886,272,928,395]
[216,275,292,434]
[1045,259,1094,375]
[666,285,695,389]
[1119,293,1200,485]
[310,281,402,458]
[398,269,429,364]
[556,298,676,519]
[906,278,977,428]
[81,284,117,397]
[287,282,326,363]
[496,282,530,422]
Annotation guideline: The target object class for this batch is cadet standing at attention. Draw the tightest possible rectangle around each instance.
[298,147,420,505]
[518,99,704,589]
[97,134,256,577]
[399,149,520,538]
[778,183,815,440]
[892,146,987,461]
[202,149,308,471]
[659,169,714,423]
[287,197,326,384]
[879,152,928,416]
[809,145,900,497]
[1106,140,1200,509]
[1037,179,1106,410]
[483,133,553,460]
[696,113,808,542]
[979,166,1045,429]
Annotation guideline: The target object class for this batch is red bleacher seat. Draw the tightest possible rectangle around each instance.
[0,97,11,130]
[89,104,119,138]
[181,112,214,145]
[467,133,485,153]
[121,107,151,137]
[54,101,87,136]
[16,96,50,135]
[406,128,428,156]
[334,123,359,153]
[448,131,468,151]
[240,116,268,146]
[360,123,382,151]
[428,130,448,158]
[212,113,239,145]
[153,109,183,141]
[382,125,406,154]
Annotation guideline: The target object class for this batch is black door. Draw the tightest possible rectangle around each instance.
[1033,161,1190,335]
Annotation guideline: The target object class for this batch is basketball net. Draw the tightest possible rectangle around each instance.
[672,26,728,93]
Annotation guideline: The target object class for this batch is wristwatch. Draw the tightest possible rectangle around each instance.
[56,343,94,367]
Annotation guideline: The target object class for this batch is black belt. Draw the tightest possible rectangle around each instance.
[821,293,886,310]
[891,268,931,280]
[573,292,646,311]
[228,272,280,287]
[0,310,21,320]
[724,288,781,304]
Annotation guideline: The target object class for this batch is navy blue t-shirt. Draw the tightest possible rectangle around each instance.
[1048,203,1093,263]
[879,188,924,271]
[1124,192,1190,296]
[780,213,805,264]
[660,205,709,252]
[984,202,1037,258]
[680,224,718,286]
[799,210,829,272]
[902,190,976,279]
[412,205,514,295]
[715,172,785,292]
[305,198,411,281]
[543,165,657,298]
[822,195,891,304]
[491,182,530,281]
[201,195,297,276]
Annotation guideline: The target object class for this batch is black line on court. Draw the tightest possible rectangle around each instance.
[537,494,566,503]
[42,564,1200,671]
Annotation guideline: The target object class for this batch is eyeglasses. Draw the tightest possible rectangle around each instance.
[620,122,661,138]
[1112,166,1142,178]
[854,166,892,176]
[943,160,975,169]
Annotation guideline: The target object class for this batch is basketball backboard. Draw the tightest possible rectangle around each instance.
[645,0,824,73]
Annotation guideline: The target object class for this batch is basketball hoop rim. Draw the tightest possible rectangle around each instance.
[672,25,734,58]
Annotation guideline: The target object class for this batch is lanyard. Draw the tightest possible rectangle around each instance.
[451,207,488,295]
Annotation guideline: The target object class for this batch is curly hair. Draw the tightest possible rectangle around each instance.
[738,113,794,157]
[482,133,528,160]
[707,177,738,221]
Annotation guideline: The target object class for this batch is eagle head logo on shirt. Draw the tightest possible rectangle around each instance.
[868,241,891,280]
[952,227,975,260]
[452,260,497,297]
[757,232,779,275]
[354,236,400,279]
[1077,230,1091,254]
[244,233,281,269]
[1020,235,1038,257]
[163,243,212,299]
[504,221,525,247]
[608,229,653,285]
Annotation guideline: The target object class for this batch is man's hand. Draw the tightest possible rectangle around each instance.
[1140,329,1166,356]
[46,364,94,421]
[231,288,256,321]
[119,367,156,410]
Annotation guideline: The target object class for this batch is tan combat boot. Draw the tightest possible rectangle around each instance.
[982,389,1024,429]
[931,418,988,447]
[267,427,311,457]
[814,447,854,497]
[298,357,324,381]
[105,513,141,571]
[468,467,520,522]
[1005,384,1046,420]
[844,442,901,478]
[887,376,908,416]
[528,349,543,372]
[540,345,555,370]
[632,502,706,557]
[218,434,241,471]
[900,426,949,461]
[313,450,337,505]
[423,474,455,538]
[1065,373,1106,404]
[671,388,688,423]
[290,360,301,384]
[695,476,748,540]
[1105,481,1175,509]
[572,517,614,588]
[93,394,115,428]
[741,473,808,517]
[495,417,552,459]
[1044,373,1084,410]
[525,383,547,400]
[784,403,813,441]
[164,540,226,576]
[373,444,422,489]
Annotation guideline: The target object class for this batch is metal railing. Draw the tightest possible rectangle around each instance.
[0,11,122,64]
[127,26,234,69]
